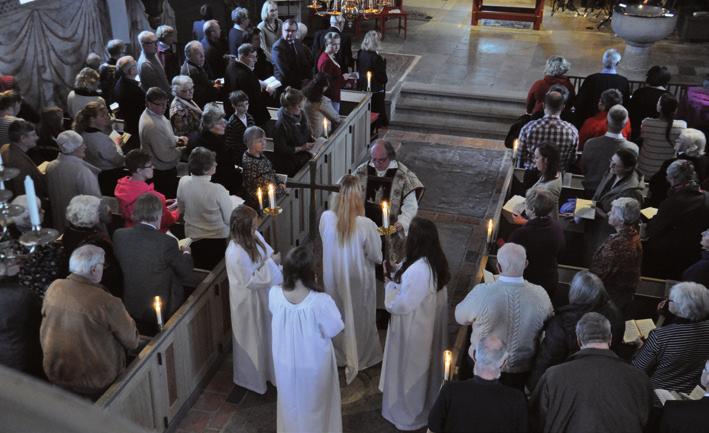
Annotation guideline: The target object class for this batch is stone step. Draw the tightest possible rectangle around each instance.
[396,93,524,120]
[390,111,510,139]
[401,82,527,104]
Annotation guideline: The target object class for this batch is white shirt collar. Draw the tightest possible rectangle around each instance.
[604,131,625,140]
[369,160,398,177]
[498,275,524,284]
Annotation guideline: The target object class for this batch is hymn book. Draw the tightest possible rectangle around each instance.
[654,385,705,405]
[623,319,656,343]
[263,76,282,93]
[641,207,658,220]
[501,195,525,224]
[574,199,596,220]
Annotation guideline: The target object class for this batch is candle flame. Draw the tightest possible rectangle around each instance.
[268,183,275,193]
[153,296,162,310]
[487,219,493,234]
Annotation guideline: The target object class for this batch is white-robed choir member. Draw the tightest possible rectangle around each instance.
[269,246,345,433]
[320,174,383,384]
[379,217,449,431]
[226,205,283,394]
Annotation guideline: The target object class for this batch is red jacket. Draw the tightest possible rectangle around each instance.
[317,52,346,103]
[114,176,179,232]
[527,76,576,115]
[578,111,632,150]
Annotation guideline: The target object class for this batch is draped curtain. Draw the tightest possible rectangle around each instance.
[125,0,176,59]
[0,0,112,111]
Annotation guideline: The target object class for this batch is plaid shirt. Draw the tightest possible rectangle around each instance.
[517,114,579,170]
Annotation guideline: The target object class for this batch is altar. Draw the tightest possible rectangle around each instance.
[471,0,546,30]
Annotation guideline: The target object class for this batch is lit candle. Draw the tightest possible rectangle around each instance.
[381,200,389,229]
[486,219,493,244]
[443,350,452,381]
[257,186,264,210]
[267,183,276,209]
[323,117,329,138]
[512,138,519,160]
[23,176,41,227]
[366,71,372,92]
[153,295,163,328]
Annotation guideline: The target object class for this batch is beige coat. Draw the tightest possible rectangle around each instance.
[40,274,139,395]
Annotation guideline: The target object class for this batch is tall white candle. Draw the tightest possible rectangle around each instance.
[512,139,519,162]
[323,117,329,138]
[366,71,372,91]
[486,219,493,244]
[23,176,41,227]
[257,187,264,210]
[267,183,276,209]
[381,201,389,229]
[443,350,452,381]
[153,296,163,328]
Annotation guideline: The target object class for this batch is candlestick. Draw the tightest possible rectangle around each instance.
[366,71,372,92]
[381,200,389,229]
[486,219,493,245]
[153,295,163,329]
[443,350,452,381]
[267,183,276,209]
[257,187,264,210]
[323,117,329,138]
[23,176,41,227]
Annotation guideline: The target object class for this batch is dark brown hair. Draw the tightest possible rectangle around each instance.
[229,206,267,262]
[282,245,320,291]
[394,217,450,291]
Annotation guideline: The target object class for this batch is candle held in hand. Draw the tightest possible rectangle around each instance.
[153,296,163,328]
[23,176,42,227]
[381,200,389,229]
[267,183,276,209]
[443,350,452,381]
[366,71,372,91]
[257,187,264,210]
[323,117,329,138]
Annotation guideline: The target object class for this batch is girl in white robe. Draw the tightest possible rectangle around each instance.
[379,217,449,431]
[319,175,383,384]
[226,205,283,394]
[270,245,344,433]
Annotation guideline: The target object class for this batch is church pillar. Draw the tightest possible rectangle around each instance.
[107,0,131,43]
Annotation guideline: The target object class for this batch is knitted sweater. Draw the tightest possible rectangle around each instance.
[455,277,553,373]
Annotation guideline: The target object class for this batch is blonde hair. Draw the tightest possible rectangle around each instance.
[361,30,381,52]
[334,175,364,245]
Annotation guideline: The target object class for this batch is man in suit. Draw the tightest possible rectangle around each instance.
[201,20,227,80]
[659,361,709,433]
[180,41,219,109]
[136,31,170,93]
[312,15,353,73]
[113,193,194,335]
[224,43,271,126]
[271,18,312,90]
[228,7,251,56]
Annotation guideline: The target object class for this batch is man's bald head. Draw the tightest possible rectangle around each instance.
[370,139,396,171]
[544,89,565,115]
[497,243,527,277]
[471,335,508,379]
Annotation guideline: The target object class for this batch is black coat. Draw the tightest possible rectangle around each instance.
[0,278,42,376]
[225,113,255,166]
[113,76,145,135]
[200,37,227,80]
[356,49,388,126]
[61,225,123,298]
[273,107,313,176]
[224,59,270,126]
[189,130,241,195]
[574,73,630,128]
[228,27,249,56]
[254,47,274,81]
[312,27,353,72]
[683,250,709,288]
[271,38,312,90]
[660,398,709,433]
[647,155,709,207]
[628,86,668,142]
[180,60,218,109]
[528,301,624,391]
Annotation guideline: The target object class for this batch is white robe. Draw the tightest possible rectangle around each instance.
[379,258,448,431]
[270,287,344,433]
[319,210,383,384]
[226,232,283,394]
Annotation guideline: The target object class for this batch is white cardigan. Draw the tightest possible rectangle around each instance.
[177,175,231,239]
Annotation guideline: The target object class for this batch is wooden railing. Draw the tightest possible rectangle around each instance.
[95,91,372,431]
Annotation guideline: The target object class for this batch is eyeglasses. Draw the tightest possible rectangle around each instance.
[371,157,389,164]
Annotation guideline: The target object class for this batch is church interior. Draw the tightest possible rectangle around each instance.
[1,0,709,432]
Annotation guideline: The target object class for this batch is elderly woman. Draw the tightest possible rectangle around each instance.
[628,65,671,142]
[633,282,709,393]
[526,56,575,117]
[357,30,388,128]
[257,0,282,62]
[177,147,232,270]
[224,90,254,167]
[590,197,643,315]
[317,32,354,114]
[508,187,565,306]
[242,125,285,209]
[113,56,145,141]
[62,195,122,296]
[73,101,126,195]
[303,72,340,139]
[638,93,687,178]
[190,103,240,195]
[645,160,709,279]
[156,25,179,82]
[528,270,624,391]
[273,87,316,176]
[169,75,202,137]
[648,128,708,206]
[67,67,105,118]
[578,88,632,149]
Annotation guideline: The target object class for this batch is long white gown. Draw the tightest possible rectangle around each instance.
[226,232,283,394]
[270,287,345,433]
[379,258,448,431]
[319,210,383,384]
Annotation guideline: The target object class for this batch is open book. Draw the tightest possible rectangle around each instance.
[654,385,706,405]
[641,207,658,220]
[483,269,498,284]
[501,195,525,224]
[308,137,328,156]
[263,76,282,93]
[623,319,656,343]
[574,198,596,220]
